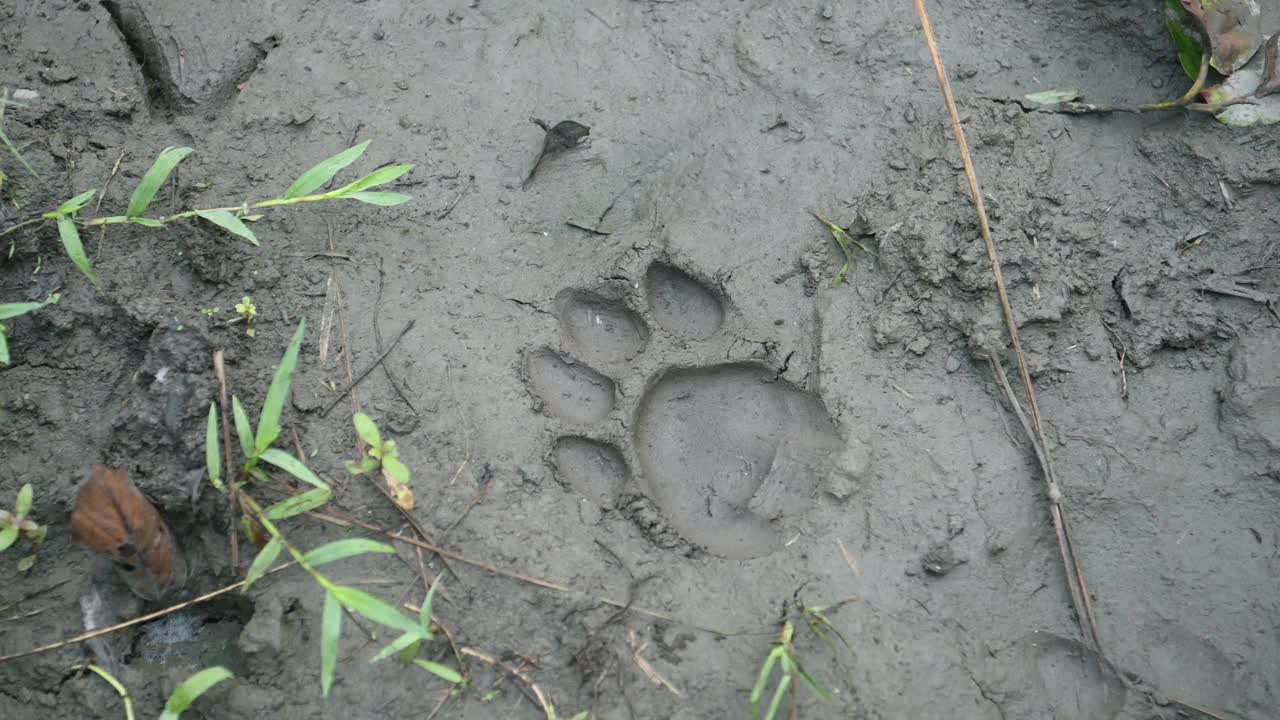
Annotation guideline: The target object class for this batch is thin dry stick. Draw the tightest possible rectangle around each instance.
[0,562,297,664]
[212,350,241,573]
[93,148,126,258]
[913,0,1101,651]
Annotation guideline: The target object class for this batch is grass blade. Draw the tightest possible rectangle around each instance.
[196,209,259,246]
[321,590,342,696]
[331,585,431,640]
[56,215,101,290]
[242,534,283,592]
[344,191,412,206]
[286,140,369,199]
[352,413,381,448]
[263,486,332,520]
[325,164,413,197]
[232,396,255,460]
[0,124,40,180]
[369,631,420,663]
[793,664,831,702]
[15,483,32,517]
[301,538,395,567]
[751,650,781,719]
[0,292,60,321]
[159,666,233,720]
[55,189,97,216]
[255,319,306,453]
[763,672,790,720]
[413,658,463,685]
[259,447,328,490]
[206,404,222,490]
[126,147,193,218]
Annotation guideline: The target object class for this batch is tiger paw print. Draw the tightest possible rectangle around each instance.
[521,249,852,559]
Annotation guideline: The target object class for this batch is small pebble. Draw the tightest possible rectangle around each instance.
[821,5,834,19]
[944,356,961,373]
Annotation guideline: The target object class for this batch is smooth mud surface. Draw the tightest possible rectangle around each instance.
[1,1,1278,718]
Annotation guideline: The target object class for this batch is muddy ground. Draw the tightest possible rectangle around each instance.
[1,1,1278,718]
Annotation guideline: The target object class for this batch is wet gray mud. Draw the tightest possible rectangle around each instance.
[2,1,1278,719]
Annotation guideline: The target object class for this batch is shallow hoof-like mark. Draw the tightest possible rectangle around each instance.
[525,348,615,424]
[1000,632,1125,720]
[645,264,724,340]
[633,363,839,559]
[554,290,649,365]
[1140,623,1236,712]
[551,437,627,508]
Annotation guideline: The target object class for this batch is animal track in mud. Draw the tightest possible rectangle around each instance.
[523,260,843,559]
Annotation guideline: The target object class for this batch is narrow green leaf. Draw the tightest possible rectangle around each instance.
[259,448,328,490]
[1023,89,1080,106]
[421,572,445,629]
[383,456,410,486]
[763,673,790,720]
[56,215,101,290]
[301,538,395,567]
[263,486,332,519]
[370,631,420,663]
[0,523,18,551]
[352,413,381,448]
[413,658,464,685]
[128,217,164,228]
[243,534,283,592]
[15,484,32,517]
[344,191,413,206]
[331,585,431,640]
[159,666,233,720]
[206,404,223,490]
[0,292,59,321]
[232,396,255,460]
[751,649,782,719]
[321,590,342,696]
[0,124,40,180]
[286,140,370,199]
[794,664,832,702]
[345,457,379,475]
[249,466,270,484]
[0,329,9,366]
[256,319,306,453]
[325,164,413,197]
[196,209,259,246]
[127,147,193,218]
[57,189,98,215]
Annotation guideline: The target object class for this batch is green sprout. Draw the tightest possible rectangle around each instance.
[811,211,876,287]
[233,296,257,337]
[0,483,45,571]
[0,292,59,365]
[0,140,413,291]
[346,412,413,509]
[199,307,220,319]
[160,667,234,720]
[751,620,833,720]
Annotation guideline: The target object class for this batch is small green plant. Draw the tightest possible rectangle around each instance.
[0,292,59,365]
[0,140,413,290]
[346,412,413,509]
[368,572,464,687]
[811,212,876,287]
[233,296,257,337]
[160,666,234,720]
[0,483,45,571]
[206,321,459,697]
[750,620,833,720]
[199,307,220,319]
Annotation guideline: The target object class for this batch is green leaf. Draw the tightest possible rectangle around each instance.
[127,147,193,218]
[811,212,874,288]
[16,553,36,572]
[301,538,396,567]
[413,658,464,685]
[793,664,832,702]
[421,572,445,629]
[286,140,370,199]
[325,164,413,197]
[370,631,421,663]
[344,191,413,206]
[1023,89,1080,106]
[57,189,98,216]
[330,585,431,640]
[232,396,255,460]
[159,666,233,720]
[256,319,306,453]
[243,534,283,592]
[259,448,328,490]
[0,292,60,321]
[57,215,101,290]
[352,413,382,448]
[0,328,8,366]
[1165,0,1206,80]
[0,523,18,551]
[0,124,40,181]
[383,455,410,486]
[206,404,223,490]
[751,648,783,720]
[14,484,32,518]
[128,217,164,228]
[263,486,332,520]
[763,670,790,720]
[196,209,259,247]
[321,590,342,696]
[345,457,380,475]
